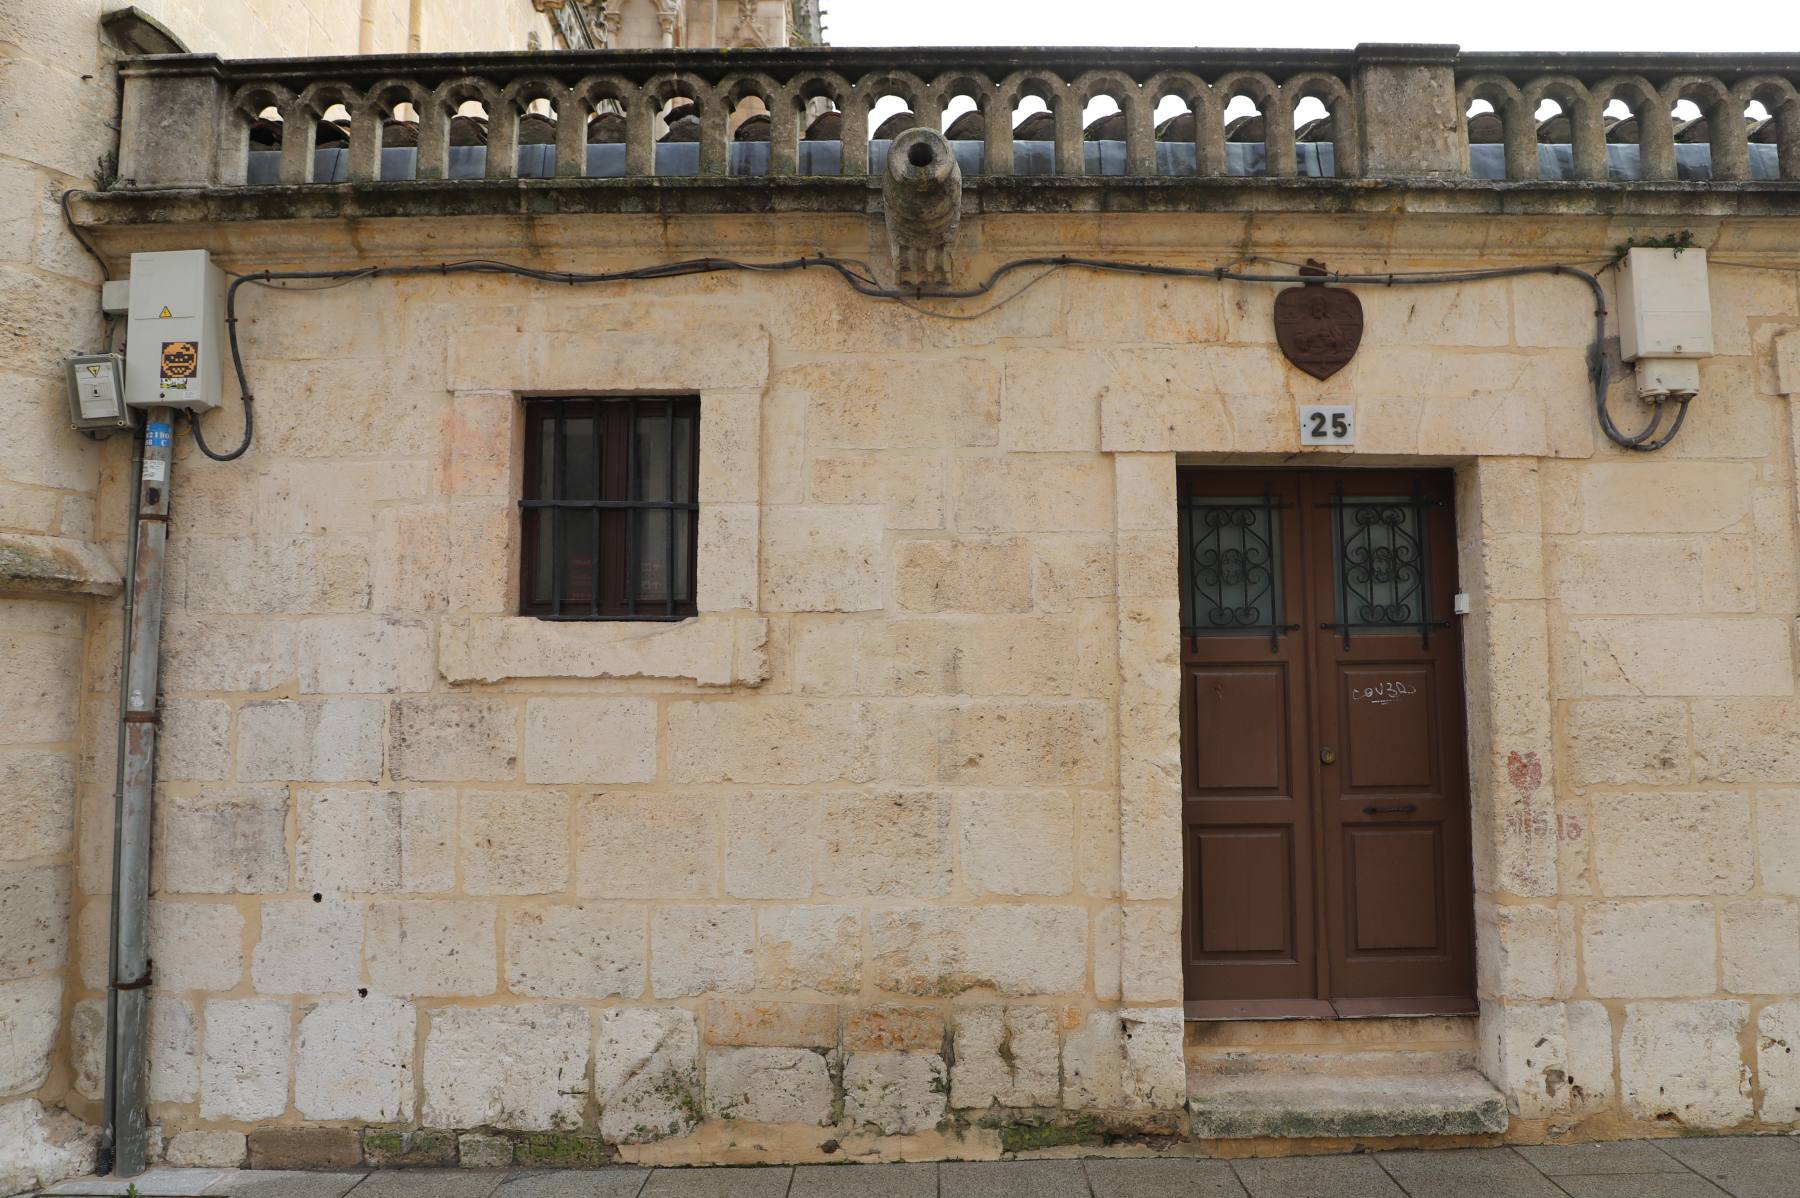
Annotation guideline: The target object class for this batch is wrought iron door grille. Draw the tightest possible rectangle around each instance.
[520,395,699,620]
[1319,482,1449,647]
[1179,489,1299,651]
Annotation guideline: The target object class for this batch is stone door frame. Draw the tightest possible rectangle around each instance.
[1116,451,1557,1116]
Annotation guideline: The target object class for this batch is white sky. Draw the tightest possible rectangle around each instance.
[823,0,1791,54]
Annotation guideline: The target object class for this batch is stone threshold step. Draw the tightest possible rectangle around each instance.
[1187,1068,1509,1140]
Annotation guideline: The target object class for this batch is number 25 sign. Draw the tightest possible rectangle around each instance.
[1298,404,1355,446]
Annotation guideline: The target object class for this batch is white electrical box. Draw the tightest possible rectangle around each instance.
[65,353,133,432]
[1616,247,1712,361]
[124,249,225,412]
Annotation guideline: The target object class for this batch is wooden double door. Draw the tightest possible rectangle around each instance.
[1179,468,1476,1019]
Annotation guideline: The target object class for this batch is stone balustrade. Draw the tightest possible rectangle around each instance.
[113,45,1799,191]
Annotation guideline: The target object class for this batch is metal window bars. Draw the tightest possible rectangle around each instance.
[1318,480,1449,649]
[1178,486,1299,653]
[520,395,699,620]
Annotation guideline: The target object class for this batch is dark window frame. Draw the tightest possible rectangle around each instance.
[519,395,700,621]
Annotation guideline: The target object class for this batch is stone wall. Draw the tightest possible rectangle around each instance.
[45,205,1800,1167]
[0,3,549,1192]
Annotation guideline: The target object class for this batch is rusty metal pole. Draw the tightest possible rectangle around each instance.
[108,407,174,1177]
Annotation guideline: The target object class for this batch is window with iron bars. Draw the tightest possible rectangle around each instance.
[520,396,699,620]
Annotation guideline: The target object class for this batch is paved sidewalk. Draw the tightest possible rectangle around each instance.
[36,1136,1800,1198]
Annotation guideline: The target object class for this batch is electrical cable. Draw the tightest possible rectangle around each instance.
[214,252,1683,457]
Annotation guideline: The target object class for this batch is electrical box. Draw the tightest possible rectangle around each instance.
[124,249,225,412]
[65,353,133,433]
[1617,247,1712,361]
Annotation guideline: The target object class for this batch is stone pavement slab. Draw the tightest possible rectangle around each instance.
[1514,1141,1689,1175]
[1085,1157,1248,1197]
[492,1169,652,1197]
[349,1170,505,1198]
[789,1164,935,1198]
[637,1168,791,1198]
[1552,1176,1731,1198]
[1653,1136,1800,1198]
[44,1170,234,1196]
[1374,1147,1565,1198]
[1231,1154,1408,1198]
[213,1172,369,1198]
[940,1160,1090,1198]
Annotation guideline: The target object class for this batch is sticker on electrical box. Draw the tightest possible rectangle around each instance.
[146,423,172,448]
[159,341,197,395]
[142,460,167,483]
[158,306,172,319]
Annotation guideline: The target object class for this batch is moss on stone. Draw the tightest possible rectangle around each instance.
[512,1130,602,1167]
[995,1115,1106,1154]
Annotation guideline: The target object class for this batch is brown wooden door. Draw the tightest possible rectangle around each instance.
[1180,467,1475,1019]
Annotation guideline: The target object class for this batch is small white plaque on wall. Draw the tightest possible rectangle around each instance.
[1298,404,1355,447]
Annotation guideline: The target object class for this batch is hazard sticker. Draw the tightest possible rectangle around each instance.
[160,341,197,392]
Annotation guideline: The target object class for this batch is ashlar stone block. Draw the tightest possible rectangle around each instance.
[294,996,415,1121]
[1061,1007,1184,1111]
[0,976,60,1094]
[156,700,230,782]
[297,616,434,694]
[843,1005,945,1053]
[869,905,1085,997]
[844,1051,947,1134]
[459,791,570,895]
[893,537,1033,614]
[297,788,454,894]
[201,999,291,1121]
[163,1131,246,1168]
[704,1046,834,1125]
[366,901,496,997]
[388,697,518,783]
[1695,701,1800,783]
[148,900,243,992]
[1755,791,1800,894]
[820,792,952,898]
[1721,900,1800,994]
[148,995,199,1104]
[756,905,860,994]
[760,505,884,613]
[1757,1000,1800,1123]
[669,698,874,785]
[1620,1000,1752,1127]
[1582,901,1717,998]
[959,792,1074,897]
[950,1005,1060,1109]
[652,907,753,997]
[725,793,818,899]
[1590,792,1752,897]
[505,904,645,1000]
[576,793,717,899]
[153,786,290,895]
[252,899,362,995]
[237,699,384,783]
[880,700,1109,786]
[524,699,656,785]
[0,751,74,863]
[595,1006,701,1144]
[422,1003,591,1131]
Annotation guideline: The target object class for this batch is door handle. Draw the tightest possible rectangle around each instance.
[1362,804,1419,816]
[1319,747,1336,765]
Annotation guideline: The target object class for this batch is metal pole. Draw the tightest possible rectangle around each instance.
[98,418,146,1176]
[108,407,174,1177]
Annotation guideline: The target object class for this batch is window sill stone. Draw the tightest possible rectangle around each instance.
[439,614,768,687]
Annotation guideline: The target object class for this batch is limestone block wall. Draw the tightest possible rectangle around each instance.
[51,208,1800,1167]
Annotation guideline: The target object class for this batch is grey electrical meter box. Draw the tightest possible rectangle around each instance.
[66,353,133,432]
[124,249,225,412]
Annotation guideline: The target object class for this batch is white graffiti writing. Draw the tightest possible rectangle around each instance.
[1351,680,1417,705]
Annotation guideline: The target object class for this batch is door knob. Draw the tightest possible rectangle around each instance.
[1319,747,1336,765]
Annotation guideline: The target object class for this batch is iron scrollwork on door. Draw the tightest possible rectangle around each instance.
[1320,482,1449,648]
[1179,488,1299,652]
